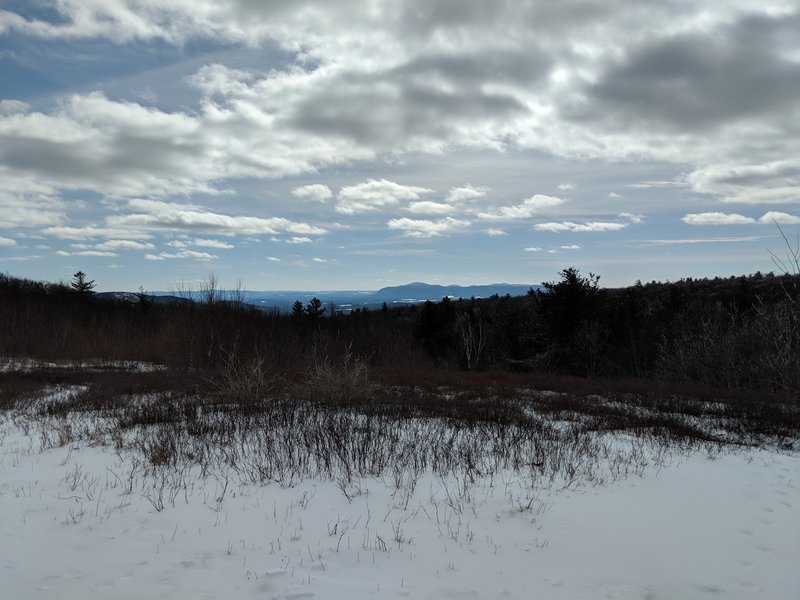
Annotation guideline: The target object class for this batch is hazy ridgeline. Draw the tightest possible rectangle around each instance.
[1,269,798,396]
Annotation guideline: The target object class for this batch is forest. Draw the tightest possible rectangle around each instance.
[1,266,798,398]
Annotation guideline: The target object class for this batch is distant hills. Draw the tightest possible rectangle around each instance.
[97,282,540,313]
[93,292,190,306]
[372,282,537,301]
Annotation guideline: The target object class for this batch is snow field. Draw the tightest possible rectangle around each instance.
[1,415,798,600]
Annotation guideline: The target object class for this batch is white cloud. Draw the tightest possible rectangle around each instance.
[0,173,67,229]
[0,236,17,247]
[682,212,756,225]
[446,185,488,204]
[759,211,800,225]
[524,246,542,252]
[193,238,234,249]
[266,256,281,262]
[292,184,333,202]
[626,180,686,190]
[406,184,489,215]
[406,201,457,215]
[312,257,329,263]
[108,199,326,237]
[560,244,581,250]
[337,179,432,215]
[535,221,628,232]
[487,228,507,236]
[0,3,796,213]
[286,236,313,244]
[618,212,644,223]
[477,195,565,220]
[94,239,155,251]
[0,0,797,268]
[43,226,153,241]
[558,183,574,191]
[144,250,216,261]
[690,161,800,205]
[55,249,117,257]
[0,100,30,115]
[387,217,470,238]
[643,237,760,245]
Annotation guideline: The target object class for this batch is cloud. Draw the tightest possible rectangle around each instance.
[643,237,760,246]
[487,228,507,236]
[560,244,581,250]
[109,199,326,236]
[42,226,153,241]
[446,185,488,203]
[405,184,489,215]
[558,183,574,191]
[0,93,216,198]
[286,236,313,244]
[144,250,216,261]
[405,201,458,215]
[564,15,800,132]
[524,246,542,252]
[477,195,565,220]
[337,179,433,215]
[759,211,800,225]
[0,236,17,247]
[682,212,756,225]
[192,238,234,249]
[312,257,330,263]
[535,221,628,232]
[292,184,333,202]
[0,0,797,233]
[0,174,67,229]
[266,256,281,262]
[94,240,155,251]
[689,161,800,204]
[55,250,117,257]
[618,212,644,223]
[0,100,30,115]
[387,217,470,238]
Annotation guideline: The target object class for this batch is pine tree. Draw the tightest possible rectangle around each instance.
[70,271,96,296]
[291,300,304,319]
[304,297,325,319]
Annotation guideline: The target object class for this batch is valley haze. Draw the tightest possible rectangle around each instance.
[100,282,541,312]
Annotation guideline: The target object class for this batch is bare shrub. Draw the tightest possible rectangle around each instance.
[212,347,284,403]
[301,343,378,404]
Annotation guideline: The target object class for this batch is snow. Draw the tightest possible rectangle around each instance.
[0,358,166,373]
[1,416,797,600]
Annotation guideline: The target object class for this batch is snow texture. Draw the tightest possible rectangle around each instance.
[1,419,797,600]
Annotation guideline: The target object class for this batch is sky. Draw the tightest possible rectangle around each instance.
[1,1,799,292]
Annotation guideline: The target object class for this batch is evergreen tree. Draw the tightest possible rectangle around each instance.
[70,271,96,296]
[304,297,326,319]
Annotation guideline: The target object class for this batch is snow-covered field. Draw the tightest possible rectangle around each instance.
[1,413,797,600]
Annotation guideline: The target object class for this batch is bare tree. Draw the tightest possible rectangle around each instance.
[769,223,800,277]
[457,311,485,371]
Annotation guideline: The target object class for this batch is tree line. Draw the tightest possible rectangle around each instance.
[1,268,798,396]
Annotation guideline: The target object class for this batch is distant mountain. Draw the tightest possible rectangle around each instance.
[94,292,191,306]
[372,282,538,302]
[102,282,540,313]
